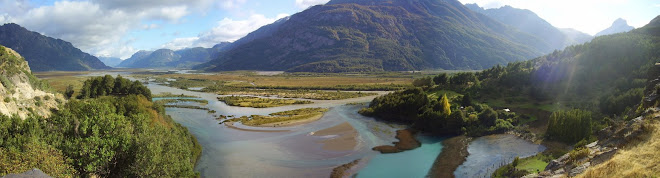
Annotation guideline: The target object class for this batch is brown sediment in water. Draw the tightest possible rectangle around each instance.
[313,122,358,151]
[224,122,290,132]
[330,159,361,178]
[372,129,421,154]
[428,136,471,178]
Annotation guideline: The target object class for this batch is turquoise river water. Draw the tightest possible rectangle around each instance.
[107,72,547,178]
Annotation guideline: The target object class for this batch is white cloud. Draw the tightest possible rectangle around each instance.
[164,13,289,49]
[161,37,199,50]
[142,24,160,30]
[295,0,330,9]
[13,1,135,51]
[221,0,247,9]
[0,0,231,58]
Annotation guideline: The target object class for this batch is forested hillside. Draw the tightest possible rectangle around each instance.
[361,15,660,140]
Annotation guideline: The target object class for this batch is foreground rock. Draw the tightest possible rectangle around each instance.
[3,168,51,178]
[372,129,421,153]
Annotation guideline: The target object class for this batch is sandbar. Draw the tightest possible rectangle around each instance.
[313,122,359,151]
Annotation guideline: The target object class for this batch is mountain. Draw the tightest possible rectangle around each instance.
[223,17,290,50]
[559,28,593,45]
[0,45,63,119]
[595,18,634,36]
[0,23,110,71]
[118,42,231,69]
[465,4,592,49]
[196,0,555,72]
[98,57,122,67]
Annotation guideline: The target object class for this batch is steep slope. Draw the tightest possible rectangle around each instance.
[0,45,63,119]
[98,57,122,67]
[222,17,290,50]
[595,18,635,36]
[197,0,549,72]
[474,15,660,116]
[118,43,231,69]
[465,4,592,49]
[0,23,110,71]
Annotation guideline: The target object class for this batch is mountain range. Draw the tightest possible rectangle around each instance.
[0,0,636,73]
[0,23,110,71]
[195,0,560,72]
[117,42,231,68]
[465,4,593,49]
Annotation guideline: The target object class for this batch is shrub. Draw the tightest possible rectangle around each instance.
[568,147,590,163]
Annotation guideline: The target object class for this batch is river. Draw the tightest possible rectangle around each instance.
[103,71,545,177]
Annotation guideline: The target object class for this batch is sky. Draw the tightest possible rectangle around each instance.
[0,0,657,59]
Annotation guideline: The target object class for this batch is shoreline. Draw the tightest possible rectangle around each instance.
[428,135,471,178]
[331,159,361,178]
[372,129,421,153]
[255,113,325,127]
[224,122,290,132]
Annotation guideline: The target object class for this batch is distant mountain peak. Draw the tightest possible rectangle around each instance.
[613,18,628,26]
[0,23,110,71]
[596,18,634,36]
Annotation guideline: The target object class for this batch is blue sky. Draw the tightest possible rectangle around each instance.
[0,0,658,59]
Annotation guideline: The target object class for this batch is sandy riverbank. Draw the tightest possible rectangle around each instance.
[313,122,359,151]
[224,122,290,132]
[372,129,421,153]
[331,159,361,178]
[428,136,471,178]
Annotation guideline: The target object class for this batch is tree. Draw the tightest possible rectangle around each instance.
[433,73,449,86]
[512,156,520,167]
[546,109,592,143]
[446,110,464,134]
[64,85,74,99]
[413,77,434,88]
[439,94,451,116]
[478,108,498,126]
[461,93,472,107]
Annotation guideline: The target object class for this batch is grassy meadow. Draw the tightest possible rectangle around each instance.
[217,96,312,108]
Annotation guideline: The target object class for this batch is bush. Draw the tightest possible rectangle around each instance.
[568,147,590,163]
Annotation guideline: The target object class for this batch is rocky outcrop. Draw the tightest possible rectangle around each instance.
[2,168,51,178]
[528,107,657,178]
[0,46,63,119]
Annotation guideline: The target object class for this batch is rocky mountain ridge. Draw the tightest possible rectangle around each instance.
[0,45,63,119]
[0,23,110,71]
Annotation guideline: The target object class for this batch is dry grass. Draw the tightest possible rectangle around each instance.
[158,73,412,87]
[579,120,660,178]
[41,76,89,95]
